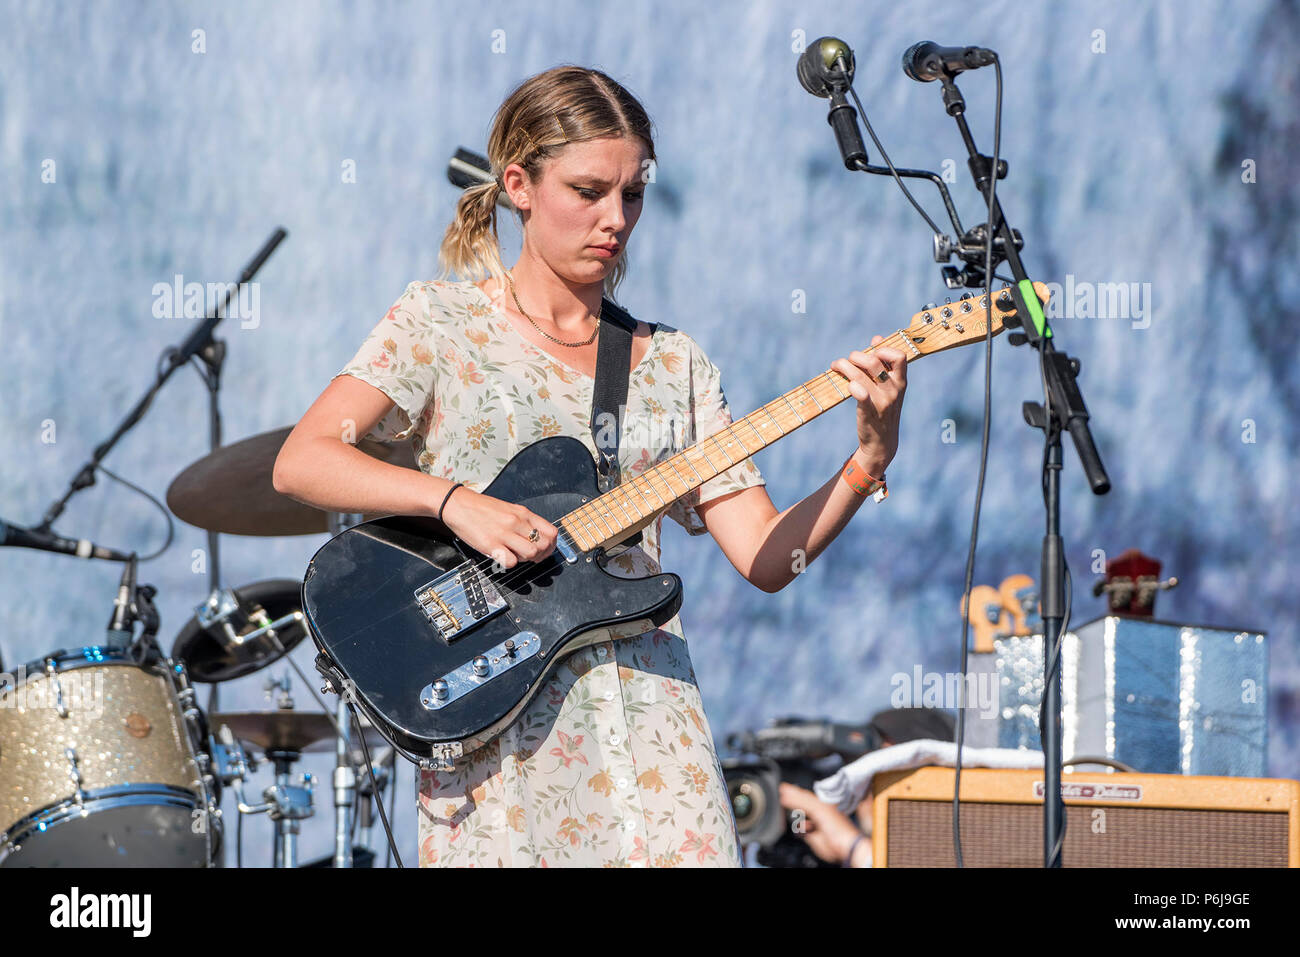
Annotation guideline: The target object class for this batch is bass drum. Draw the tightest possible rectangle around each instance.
[0,647,221,867]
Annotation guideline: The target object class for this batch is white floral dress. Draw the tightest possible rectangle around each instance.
[336,279,767,867]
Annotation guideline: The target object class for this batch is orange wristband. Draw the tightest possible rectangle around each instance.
[841,455,888,502]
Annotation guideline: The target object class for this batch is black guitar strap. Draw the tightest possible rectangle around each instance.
[589,298,655,549]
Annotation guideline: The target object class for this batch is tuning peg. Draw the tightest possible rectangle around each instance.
[1002,313,1023,328]
[1008,332,1029,346]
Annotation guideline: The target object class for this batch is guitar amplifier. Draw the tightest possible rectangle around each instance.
[872,767,1299,867]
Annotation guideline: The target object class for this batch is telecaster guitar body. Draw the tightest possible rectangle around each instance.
[303,436,681,766]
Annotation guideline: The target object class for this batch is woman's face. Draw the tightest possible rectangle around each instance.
[505,136,650,285]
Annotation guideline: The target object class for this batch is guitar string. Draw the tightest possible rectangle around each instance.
[416,299,1006,608]
[414,313,987,611]
[416,358,868,609]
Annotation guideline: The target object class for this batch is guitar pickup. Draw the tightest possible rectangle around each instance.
[415,562,508,643]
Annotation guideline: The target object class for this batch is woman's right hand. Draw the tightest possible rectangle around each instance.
[438,485,559,569]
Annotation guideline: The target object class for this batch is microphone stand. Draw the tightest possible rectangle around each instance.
[33,229,287,713]
[35,228,288,546]
[927,73,1110,867]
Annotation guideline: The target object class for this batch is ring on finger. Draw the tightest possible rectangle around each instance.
[528,527,539,543]
[876,368,891,383]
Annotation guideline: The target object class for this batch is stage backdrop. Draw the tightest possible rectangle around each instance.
[2,0,1296,866]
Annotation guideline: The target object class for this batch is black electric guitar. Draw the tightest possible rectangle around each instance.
[303,284,1048,767]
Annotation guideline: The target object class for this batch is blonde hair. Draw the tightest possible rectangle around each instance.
[436,65,657,303]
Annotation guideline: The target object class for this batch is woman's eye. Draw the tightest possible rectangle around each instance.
[575,187,644,202]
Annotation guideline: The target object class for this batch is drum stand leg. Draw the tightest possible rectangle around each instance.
[265,748,313,868]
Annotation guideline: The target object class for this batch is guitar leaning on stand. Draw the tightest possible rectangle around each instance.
[304,284,1049,769]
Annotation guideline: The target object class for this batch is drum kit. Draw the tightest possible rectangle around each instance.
[0,427,416,868]
[1,232,421,867]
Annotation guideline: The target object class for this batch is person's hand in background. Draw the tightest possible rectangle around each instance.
[778,782,871,867]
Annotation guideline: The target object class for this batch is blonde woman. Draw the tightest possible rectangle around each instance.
[273,65,907,867]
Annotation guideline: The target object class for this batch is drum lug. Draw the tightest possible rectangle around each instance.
[64,747,86,806]
[45,658,68,718]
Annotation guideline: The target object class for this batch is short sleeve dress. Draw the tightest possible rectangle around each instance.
[336,279,766,867]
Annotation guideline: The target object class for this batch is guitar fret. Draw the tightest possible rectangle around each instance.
[697,439,723,473]
[745,416,766,447]
[610,490,637,524]
[763,406,785,436]
[682,451,707,484]
[801,382,825,412]
[826,373,849,399]
[589,506,615,538]
[780,394,806,424]
[709,432,738,466]
[639,471,669,508]
[727,424,754,457]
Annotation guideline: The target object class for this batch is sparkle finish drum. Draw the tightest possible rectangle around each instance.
[0,648,220,866]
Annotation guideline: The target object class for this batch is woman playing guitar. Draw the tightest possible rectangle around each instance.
[273,65,906,867]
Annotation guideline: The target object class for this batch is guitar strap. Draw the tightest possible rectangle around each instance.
[590,298,656,549]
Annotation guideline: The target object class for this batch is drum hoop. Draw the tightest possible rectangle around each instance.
[1,784,206,850]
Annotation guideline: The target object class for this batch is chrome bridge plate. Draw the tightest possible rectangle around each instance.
[415,562,508,643]
[419,632,541,710]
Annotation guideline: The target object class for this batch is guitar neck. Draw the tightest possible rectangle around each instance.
[560,329,919,552]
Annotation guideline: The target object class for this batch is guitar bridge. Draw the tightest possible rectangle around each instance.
[415,562,508,643]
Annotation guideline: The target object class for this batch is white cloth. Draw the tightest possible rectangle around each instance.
[813,739,1044,814]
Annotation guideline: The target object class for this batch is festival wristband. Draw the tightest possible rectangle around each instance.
[841,454,888,502]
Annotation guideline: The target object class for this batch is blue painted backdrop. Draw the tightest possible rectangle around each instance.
[2,0,1296,865]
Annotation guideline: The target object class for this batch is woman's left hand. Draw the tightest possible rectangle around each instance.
[829,335,907,477]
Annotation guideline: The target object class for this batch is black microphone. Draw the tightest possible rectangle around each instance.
[447,148,517,212]
[796,37,869,170]
[902,41,996,82]
[0,519,133,561]
[104,554,138,651]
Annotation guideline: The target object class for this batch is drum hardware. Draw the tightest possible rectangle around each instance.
[172,580,312,685]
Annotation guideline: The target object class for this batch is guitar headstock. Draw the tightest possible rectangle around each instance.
[901,281,1051,356]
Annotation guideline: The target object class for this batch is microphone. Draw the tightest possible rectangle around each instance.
[902,41,996,82]
[104,554,138,652]
[0,519,133,561]
[796,36,869,169]
[447,148,517,212]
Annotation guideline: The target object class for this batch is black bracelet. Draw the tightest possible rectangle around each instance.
[842,833,866,868]
[437,482,465,523]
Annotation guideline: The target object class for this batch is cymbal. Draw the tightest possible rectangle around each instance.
[211,710,387,755]
[211,711,336,753]
[166,426,418,536]
[171,578,309,683]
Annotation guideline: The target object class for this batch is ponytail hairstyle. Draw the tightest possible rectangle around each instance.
[436,65,656,304]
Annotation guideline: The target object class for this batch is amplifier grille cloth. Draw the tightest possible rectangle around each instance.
[887,800,1288,867]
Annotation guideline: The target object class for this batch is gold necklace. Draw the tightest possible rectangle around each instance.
[505,271,599,347]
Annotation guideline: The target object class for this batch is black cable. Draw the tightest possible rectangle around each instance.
[384,758,399,868]
[94,464,176,562]
[834,62,946,237]
[347,701,404,868]
[952,56,1003,870]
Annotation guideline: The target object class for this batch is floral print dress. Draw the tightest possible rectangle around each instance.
[336,279,767,867]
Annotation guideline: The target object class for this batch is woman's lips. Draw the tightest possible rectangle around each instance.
[589,245,618,258]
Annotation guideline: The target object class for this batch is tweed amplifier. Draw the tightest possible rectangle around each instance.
[872,767,1298,867]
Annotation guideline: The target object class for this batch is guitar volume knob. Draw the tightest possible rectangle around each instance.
[432,679,449,700]
[472,655,490,677]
